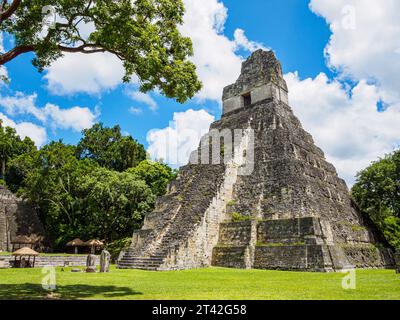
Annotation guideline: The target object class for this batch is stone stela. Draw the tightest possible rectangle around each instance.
[117,50,394,272]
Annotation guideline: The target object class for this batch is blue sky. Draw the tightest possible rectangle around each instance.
[1,0,400,185]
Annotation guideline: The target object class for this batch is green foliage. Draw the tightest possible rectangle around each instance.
[78,167,155,242]
[382,216,400,249]
[0,0,201,102]
[77,123,147,172]
[127,160,177,196]
[19,142,155,249]
[20,141,98,249]
[105,237,132,262]
[0,120,36,179]
[231,212,250,222]
[352,149,400,248]
[0,122,176,250]
[6,152,37,192]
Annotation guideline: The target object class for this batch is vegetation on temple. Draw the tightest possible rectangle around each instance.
[0,0,202,102]
[0,121,176,250]
[352,149,400,249]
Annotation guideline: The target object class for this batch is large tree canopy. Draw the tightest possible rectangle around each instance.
[2,122,176,250]
[0,119,36,180]
[76,123,147,171]
[128,159,177,196]
[0,0,202,102]
[352,150,400,249]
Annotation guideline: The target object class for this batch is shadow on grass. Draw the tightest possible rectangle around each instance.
[0,283,142,300]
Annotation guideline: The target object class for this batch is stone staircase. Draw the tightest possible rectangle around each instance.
[118,127,253,271]
[117,249,165,271]
[118,238,179,270]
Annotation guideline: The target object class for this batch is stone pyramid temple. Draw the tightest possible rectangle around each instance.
[118,50,394,272]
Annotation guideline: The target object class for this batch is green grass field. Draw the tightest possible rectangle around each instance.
[0,266,399,300]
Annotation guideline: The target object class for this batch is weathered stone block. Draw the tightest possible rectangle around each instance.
[212,246,248,269]
[218,221,253,246]
[257,217,323,245]
[254,245,329,272]
[100,250,111,273]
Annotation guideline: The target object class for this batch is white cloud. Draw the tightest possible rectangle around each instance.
[0,112,47,146]
[43,103,99,131]
[233,29,268,52]
[282,0,400,185]
[181,0,267,102]
[309,0,400,104]
[129,107,143,115]
[127,91,158,112]
[0,92,98,132]
[285,72,400,185]
[44,52,124,95]
[147,109,215,166]
[0,92,46,121]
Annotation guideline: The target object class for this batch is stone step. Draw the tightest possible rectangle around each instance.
[119,258,159,262]
[120,260,163,266]
[122,255,166,260]
[118,265,158,271]
[119,264,162,269]
[118,261,162,269]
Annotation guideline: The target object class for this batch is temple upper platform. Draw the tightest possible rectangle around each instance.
[222,50,289,115]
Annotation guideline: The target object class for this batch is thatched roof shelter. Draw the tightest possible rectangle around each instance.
[83,239,104,254]
[12,247,39,268]
[12,247,39,256]
[11,235,33,244]
[66,238,85,246]
[84,239,104,246]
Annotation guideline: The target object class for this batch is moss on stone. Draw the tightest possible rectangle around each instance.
[231,212,251,222]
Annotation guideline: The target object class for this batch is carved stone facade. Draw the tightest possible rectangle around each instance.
[0,186,45,252]
[223,50,289,114]
[118,50,394,271]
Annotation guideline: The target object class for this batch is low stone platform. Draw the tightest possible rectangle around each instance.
[211,217,393,272]
[0,255,99,268]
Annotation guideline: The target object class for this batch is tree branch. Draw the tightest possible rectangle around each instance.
[0,0,21,23]
[0,44,34,65]
[0,41,124,66]
[58,44,106,54]
[58,44,125,61]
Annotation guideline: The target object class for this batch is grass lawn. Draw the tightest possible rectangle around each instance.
[0,266,399,300]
